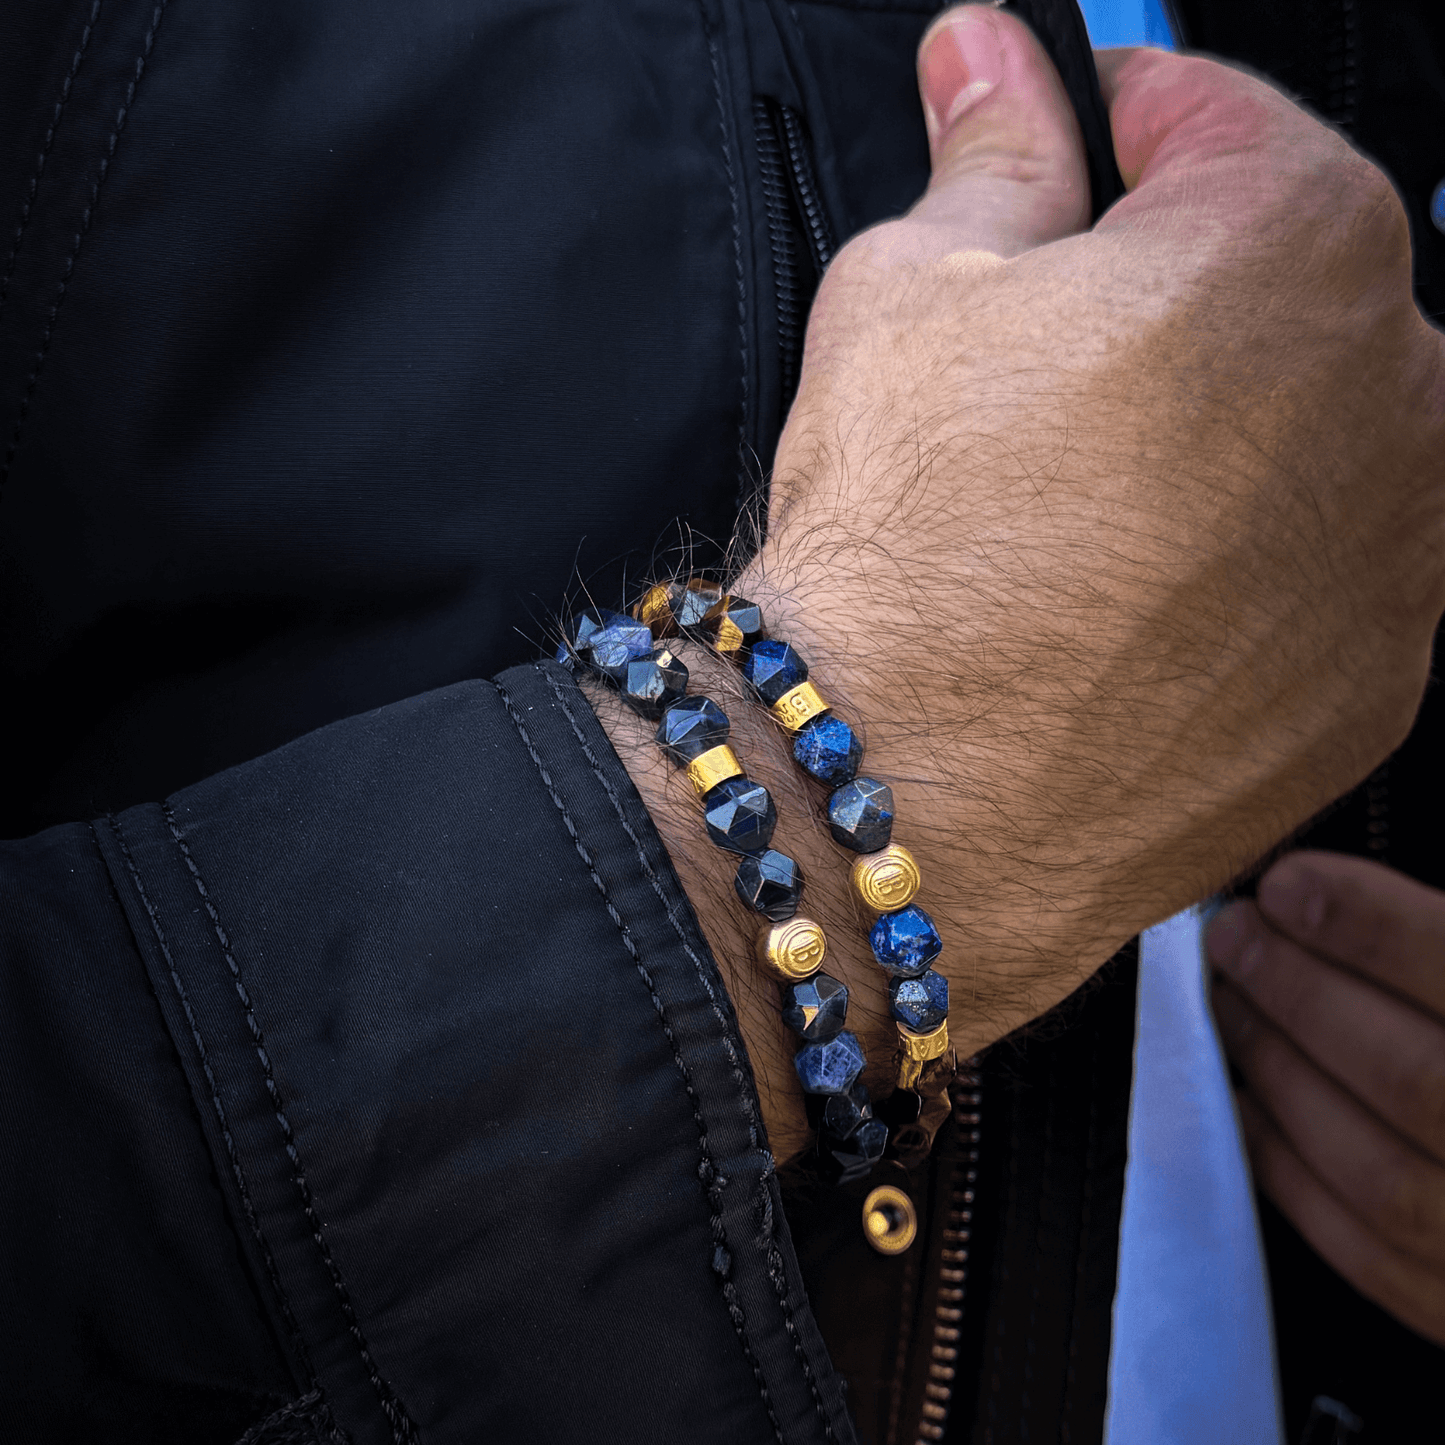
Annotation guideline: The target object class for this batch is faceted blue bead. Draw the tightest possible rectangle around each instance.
[827,777,894,852]
[793,713,862,786]
[655,696,730,764]
[620,648,688,718]
[821,1077,872,1138]
[889,968,949,1032]
[734,849,803,919]
[743,639,808,704]
[569,606,624,652]
[821,1117,888,1185]
[782,972,848,1043]
[553,640,577,671]
[583,615,655,683]
[794,1030,866,1096]
[703,776,777,854]
[870,905,943,979]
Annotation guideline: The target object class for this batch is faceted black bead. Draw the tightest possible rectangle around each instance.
[742,640,808,704]
[582,614,655,683]
[714,596,766,652]
[793,714,863,786]
[782,972,849,1043]
[703,776,777,854]
[734,848,803,919]
[655,696,730,764]
[620,648,688,719]
[827,777,894,852]
[819,1117,888,1185]
[673,579,724,631]
[889,968,949,1031]
[820,1077,873,1138]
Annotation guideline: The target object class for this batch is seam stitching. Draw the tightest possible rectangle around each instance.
[0,0,101,325]
[540,664,839,1442]
[161,803,419,1445]
[2,1,167,491]
[698,0,757,528]
[101,813,321,1394]
[494,673,788,1445]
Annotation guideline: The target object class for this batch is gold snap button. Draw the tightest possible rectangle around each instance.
[862,1184,918,1256]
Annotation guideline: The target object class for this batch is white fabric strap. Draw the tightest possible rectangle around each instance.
[1104,908,1284,1444]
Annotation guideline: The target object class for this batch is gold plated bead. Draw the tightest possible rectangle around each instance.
[770,679,829,732]
[755,917,827,981]
[635,583,678,637]
[862,1185,918,1256]
[713,611,745,656]
[851,844,922,912]
[896,1020,950,1090]
[686,744,744,796]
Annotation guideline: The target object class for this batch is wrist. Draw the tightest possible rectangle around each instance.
[585,638,890,1164]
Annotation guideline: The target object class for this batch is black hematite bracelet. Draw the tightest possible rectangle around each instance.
[559,578,953,1213]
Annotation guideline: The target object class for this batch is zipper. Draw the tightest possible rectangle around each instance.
[752,97,835,427]
[913,1060,982,1444]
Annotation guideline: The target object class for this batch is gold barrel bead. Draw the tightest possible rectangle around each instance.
[862,1185,918,1256]
[896,1020,950,1090]
[755,917,828,982]
[770,679,830,732]
[686,744,744,796]
[851,844,922,912]
[635,583,679,637]
[713,612,746,656]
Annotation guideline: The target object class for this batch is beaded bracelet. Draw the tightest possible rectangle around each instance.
[559,578,953,1187]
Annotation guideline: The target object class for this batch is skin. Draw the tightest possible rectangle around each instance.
[1208,853,1445,1347]
[597,5,1445,1318]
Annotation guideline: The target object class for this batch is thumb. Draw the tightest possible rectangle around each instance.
[909,3,1090,258]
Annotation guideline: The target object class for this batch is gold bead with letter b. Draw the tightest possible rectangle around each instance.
[851,844,922,912]
[756,918,828,982]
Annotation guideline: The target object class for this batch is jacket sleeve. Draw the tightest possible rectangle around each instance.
[0,660,854,1445]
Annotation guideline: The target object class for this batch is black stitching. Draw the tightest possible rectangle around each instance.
[494,675,787,1445]
[0,1,101,324]
[539,665,839,1442]
[236,1387,346,1445]
[697,0,756,526]
[2,2,167,491]
[161,804,419,1445]
[101,814,324,1402]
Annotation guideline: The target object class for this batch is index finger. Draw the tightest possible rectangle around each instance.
[1256,851,1445,1021]
[1090,45,1368,227]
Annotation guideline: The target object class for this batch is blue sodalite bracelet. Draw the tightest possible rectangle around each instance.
[723,615,954,1155]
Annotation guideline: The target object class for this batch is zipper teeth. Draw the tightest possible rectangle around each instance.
[753,98,804,411]
[777,104,835,271]
[914,1061,982,1445]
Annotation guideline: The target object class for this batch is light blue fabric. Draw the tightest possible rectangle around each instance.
[1071,2,1287,1441]
[1105,909,1284,1444]
[1082,0,1179,48]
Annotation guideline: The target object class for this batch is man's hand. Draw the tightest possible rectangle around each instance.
[605,7,1445,1161]
[1207,853,1445,1346]
[732,9,1445,1049]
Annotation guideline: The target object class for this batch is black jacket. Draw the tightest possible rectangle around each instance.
[1,1,1441,1442]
